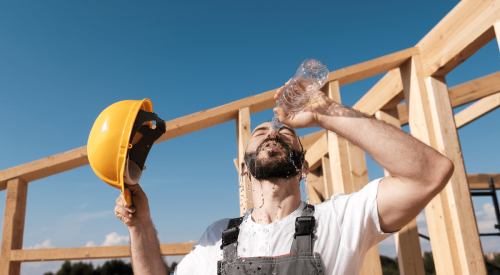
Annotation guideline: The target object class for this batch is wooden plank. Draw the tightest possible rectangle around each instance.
[321,156,333,199]
[400,56,461,275]
[326,81,353,195]
[449,71,500,108]
[426,75,486,274]
[418,0,499,77]
[307,169,325,202]
[300,130,326,151]
[353,68,404,116]
[328,48,418,86]
[0,147,88,191]
[307,182,323,205]
[376,109,425,275]
[0,178,28,275]
[236,107,253,216]
[455,92,500,128]
[468,173,500,190]
[9,242,196,262]
[304,133,328,171]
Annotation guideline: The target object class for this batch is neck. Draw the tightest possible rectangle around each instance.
[250,175,302,225]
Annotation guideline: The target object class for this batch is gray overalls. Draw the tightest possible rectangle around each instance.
[217,204,326,275]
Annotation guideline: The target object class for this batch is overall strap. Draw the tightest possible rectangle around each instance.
[290,204,315,254]
[220,217,244,262]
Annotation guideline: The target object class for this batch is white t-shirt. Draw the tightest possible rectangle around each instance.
[175,178,392,275]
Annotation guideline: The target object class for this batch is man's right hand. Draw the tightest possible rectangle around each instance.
[115,184,151,228]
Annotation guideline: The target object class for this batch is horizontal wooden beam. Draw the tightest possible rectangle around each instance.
[0,147,88,191]
[328,48,418,86]
[418,0,499,77]
[450,71,500,108]
[10,242,196,262]
[397,71,500,126]
[467,173,500,190]
[455,92,500,128]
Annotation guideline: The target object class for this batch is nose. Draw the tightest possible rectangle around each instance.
[267,128,279,139]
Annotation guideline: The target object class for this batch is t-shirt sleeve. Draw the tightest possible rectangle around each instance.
[174,218,230,275]
[331,178,394,252]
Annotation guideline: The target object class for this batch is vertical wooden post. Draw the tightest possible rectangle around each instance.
[0,177,28,275]
[325,80,382,275]
[400,55,486,275]
[425,76,486,275]
[236,107,253,216]
[493,21,500,52]
[326,81,353,195]
[321,156,333,198]
[376,109,425,275]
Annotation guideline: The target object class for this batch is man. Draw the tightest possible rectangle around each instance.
[114,82,454,274]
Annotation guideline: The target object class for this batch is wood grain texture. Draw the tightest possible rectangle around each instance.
[468,173,500,190]
[0,178,28,275]
[236,107,253,216]
[454,92,500,128]
[10,242,196,262]
[426,76,486,274]
[0,147,88,191]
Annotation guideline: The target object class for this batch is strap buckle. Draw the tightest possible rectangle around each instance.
[294,216,316,238]
[221,227,240,249]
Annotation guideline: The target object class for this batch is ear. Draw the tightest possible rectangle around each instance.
[302,159,310,175]
[241,160,249,176]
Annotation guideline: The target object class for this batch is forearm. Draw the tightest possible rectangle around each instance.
[129,219,168,275]
[316,100,451,186]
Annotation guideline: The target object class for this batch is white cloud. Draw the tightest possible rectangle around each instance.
[101,232,130,246]
[85,241,96,247]
[24,239,55,250]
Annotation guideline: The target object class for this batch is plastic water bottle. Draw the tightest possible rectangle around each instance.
[271,59,329,130]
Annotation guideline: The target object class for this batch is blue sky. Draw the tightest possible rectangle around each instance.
[1,0,500,274]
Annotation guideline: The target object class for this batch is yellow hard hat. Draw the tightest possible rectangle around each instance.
[87,99,165,205]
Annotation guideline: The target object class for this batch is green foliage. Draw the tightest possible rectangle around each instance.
[485,253,500,274]
[47,259,179,275]
[422,252,435,275]
[380,255,399,275]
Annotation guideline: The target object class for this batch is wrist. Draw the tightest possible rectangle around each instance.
[128,217,154,234]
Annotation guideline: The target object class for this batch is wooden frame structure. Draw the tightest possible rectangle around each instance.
[2,1,500,274]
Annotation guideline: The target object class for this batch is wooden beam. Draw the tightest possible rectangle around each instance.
[300,130,326,151]
[326,81,353,195]
[418,0,499,77]
[449,71,500,108]
[426,75,486,274]
[455,92,500,128]
[236,107,253,216]
[307,169,325,202]
[353,68,404,116]
[468,173,500,190]
[328,48,418,86]
[0,178,28,275]
[9,242,196,262]
[307,181,323,206]
[304,133,328,171]
[376,109,425,275]
[321,156,333,199]
[400,55,462,275]
[0,147,88,191]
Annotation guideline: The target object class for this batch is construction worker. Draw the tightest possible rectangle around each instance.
[113,83,454,275]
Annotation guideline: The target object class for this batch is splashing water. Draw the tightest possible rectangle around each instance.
[302,173,310,204]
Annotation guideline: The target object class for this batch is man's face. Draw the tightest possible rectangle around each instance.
[244,122,304,180]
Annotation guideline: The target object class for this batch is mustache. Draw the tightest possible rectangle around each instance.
[255,137,291,153]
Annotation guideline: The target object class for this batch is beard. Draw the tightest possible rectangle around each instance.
[244,137,304,180]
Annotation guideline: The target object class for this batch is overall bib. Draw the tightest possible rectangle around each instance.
[217,204,326,275]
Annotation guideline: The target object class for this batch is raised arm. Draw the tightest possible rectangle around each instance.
[115,184,169,274]
[273,85,454,233]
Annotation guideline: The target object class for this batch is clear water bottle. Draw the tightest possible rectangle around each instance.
[271,59,329,130]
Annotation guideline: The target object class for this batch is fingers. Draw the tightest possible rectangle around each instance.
[127,183,144,196]
[273,107,289,124]
[116,194,136,213]
[273,79,292,100]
